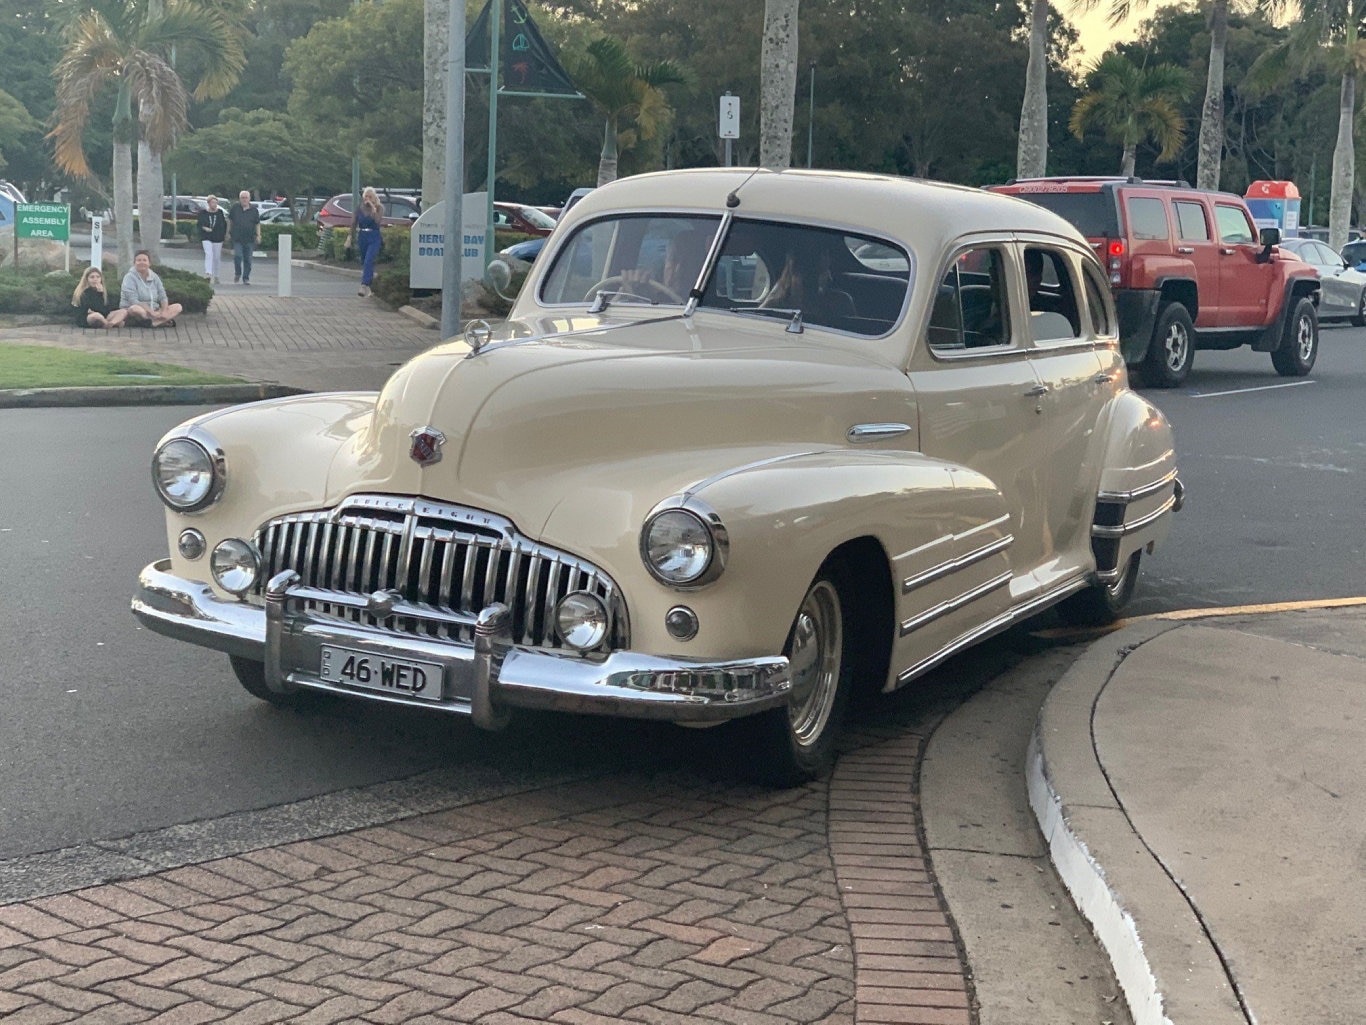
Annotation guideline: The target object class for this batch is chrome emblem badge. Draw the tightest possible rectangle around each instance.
[409,426,446,467]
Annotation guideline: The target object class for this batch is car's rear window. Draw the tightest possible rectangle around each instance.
[1009,192,1121,238]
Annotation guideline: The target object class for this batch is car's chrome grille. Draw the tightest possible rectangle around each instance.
[252,495,627,651]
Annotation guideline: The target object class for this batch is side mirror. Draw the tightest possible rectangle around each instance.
[484,258,515,300]
[1259,227,1281,247]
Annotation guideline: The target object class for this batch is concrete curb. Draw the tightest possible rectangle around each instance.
[1027,619,1246,1025]
[291,258,362,279]
[0,382,307,409]
[398,304,439,329]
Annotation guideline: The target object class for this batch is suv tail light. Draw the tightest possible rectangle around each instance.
[1107,239,1125,284]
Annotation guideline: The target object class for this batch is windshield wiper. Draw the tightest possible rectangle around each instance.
[588,290,664,313]
[728,305,805,333]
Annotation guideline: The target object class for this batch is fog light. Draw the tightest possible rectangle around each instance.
[555,591,609,651]
[665,605,699,642]
[210,538,261,595]
[178,529,206,560]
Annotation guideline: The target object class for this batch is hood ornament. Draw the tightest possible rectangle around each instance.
[464,319,493,355]
[409,426,446,467]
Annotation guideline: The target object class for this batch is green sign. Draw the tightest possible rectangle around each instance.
[15,203,70,242]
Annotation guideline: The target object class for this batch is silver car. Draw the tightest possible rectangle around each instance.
[1279,237,1366,325]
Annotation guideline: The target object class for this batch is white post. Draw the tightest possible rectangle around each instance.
[277,233,292,297]
[90,216,104,271]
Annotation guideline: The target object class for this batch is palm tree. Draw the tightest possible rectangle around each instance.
[51,0,245,269]
[1254,0,1366,250]
[1017,0,1051,178]
[1074,0,1239,190]
[760,0,799,169]
[566,36,685,186]
[1069,54,1188,176]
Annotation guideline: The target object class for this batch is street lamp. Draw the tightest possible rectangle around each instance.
[806,62,816,169]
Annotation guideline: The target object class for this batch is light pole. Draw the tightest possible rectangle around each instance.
[806,62,816,169]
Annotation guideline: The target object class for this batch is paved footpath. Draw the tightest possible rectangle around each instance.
[0,291,989,1025]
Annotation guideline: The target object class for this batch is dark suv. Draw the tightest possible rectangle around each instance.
[989,177,1320,386]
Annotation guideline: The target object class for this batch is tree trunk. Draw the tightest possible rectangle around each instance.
[136,133,161,263]
[759,0,799,169]
[597,117,619,186]
[1016,0,1049,179]
[1195,0,1228,190]
[1121,144,1137,178]
[421,0,449,207]
[113,140,135,273]
[1329,70,1356,252]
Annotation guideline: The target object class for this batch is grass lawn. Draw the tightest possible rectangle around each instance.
[0,345,242,389]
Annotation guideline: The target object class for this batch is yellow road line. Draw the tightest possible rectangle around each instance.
[1029,596,1366,642]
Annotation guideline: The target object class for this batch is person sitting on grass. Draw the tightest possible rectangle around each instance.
[120,250,183,328]
[71,267,128,329]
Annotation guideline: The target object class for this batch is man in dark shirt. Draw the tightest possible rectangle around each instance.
[197,195,228,284]
[227,190,261,285]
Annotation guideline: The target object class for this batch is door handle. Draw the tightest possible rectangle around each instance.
[1220,247,1237,255]
[1025,384,1050,397]
[1177,246,1194,254]
[1093,372,1117,384]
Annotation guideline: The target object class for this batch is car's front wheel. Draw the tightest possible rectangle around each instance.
[1352,291,1366,328]
[745,560,855,788]
[1057,551,1141,628]
[229,655,325,709]
[1271,298,1318,377]
[1142,303,1194,388]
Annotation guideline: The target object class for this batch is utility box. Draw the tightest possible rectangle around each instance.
[1244,181,1301,237]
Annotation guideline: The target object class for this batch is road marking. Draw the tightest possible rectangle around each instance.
[1030,595,1366,642]
[1188,380,1316,398]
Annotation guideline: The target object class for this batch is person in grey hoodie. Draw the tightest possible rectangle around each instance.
[120,250,184,327]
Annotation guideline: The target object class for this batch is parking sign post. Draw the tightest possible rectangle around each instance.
[719,93,739,167]
[90,216,103,272]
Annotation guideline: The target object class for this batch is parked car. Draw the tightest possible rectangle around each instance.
[162,197,206,218]
[0,179,27,204]
[499,237,545,263]
[1340,239,1366,268]
[494,201,557,237]
[132,168,1182,786]
[316,191,421,230]
[1277,237,1366,325]
[989,177,1320,387]
[258,207,295,226]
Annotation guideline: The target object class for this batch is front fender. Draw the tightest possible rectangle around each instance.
[541,450,1009,660]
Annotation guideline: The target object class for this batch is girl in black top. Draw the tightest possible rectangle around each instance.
[72,267,128,328]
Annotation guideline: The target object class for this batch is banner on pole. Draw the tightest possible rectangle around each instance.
[467,0,580,97]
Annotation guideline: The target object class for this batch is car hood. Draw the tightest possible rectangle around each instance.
[330,312,915,538]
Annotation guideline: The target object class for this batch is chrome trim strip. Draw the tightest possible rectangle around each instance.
[132,560,788,724]
[896,576,1091,686]
[902,535,1014,593]
[897,513,1010,562]
[899,571,1012,636]
[1091,495,1177,539]
[847,423,912,443]
[1096,469,1178,504]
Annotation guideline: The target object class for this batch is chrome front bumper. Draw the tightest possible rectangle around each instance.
[132,560,790,728]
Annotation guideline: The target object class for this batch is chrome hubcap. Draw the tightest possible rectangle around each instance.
[1296,315,1314,361]
[787,580,842,748]
[1163,323,1189,372]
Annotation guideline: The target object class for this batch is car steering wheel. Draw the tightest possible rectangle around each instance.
[585,275,684,305]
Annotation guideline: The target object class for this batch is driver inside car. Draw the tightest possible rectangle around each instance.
[620,230,709,301]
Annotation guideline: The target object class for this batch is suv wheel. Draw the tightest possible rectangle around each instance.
[1271,298,1318,377]
[1143,303,1194,388]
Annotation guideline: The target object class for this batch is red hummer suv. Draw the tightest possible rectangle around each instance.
[989,177,1320,387]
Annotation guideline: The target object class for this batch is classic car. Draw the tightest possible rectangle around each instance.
[132,168,1182,786]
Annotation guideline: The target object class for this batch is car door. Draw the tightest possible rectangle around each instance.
[1309,242,1357,317]
[907,240,1052,646]
[1213,202,1276,326]
[1171,199,1220,324]
[1017,240,1108,591]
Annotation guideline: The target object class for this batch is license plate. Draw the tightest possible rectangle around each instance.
[319,646,444,702]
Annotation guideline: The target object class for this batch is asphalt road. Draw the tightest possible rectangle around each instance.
[1,326,1362,863]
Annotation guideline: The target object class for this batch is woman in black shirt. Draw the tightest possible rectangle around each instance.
[72,267,128,328]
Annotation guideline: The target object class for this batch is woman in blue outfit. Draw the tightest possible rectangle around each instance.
[354,187,383,297]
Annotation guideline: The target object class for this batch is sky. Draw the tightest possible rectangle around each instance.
[1068,2,1169,65]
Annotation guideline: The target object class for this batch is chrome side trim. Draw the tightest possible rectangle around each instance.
[1096,469,1178,504]
[847,423,912,443]
[899,571,1012,636]
[1091,495,1177,539]
[896,576,1091,686]
[897,513,1010,562]
[902,535,1014,593]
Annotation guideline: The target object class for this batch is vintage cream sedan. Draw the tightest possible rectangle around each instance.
[133,168,1182,785]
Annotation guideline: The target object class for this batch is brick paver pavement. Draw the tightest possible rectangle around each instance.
[1,293,978,1024]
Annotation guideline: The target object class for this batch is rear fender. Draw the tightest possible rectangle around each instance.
[1091,391,1180,578]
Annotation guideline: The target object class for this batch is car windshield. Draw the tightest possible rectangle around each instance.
[539,214,912,337]
[518,206,557,230]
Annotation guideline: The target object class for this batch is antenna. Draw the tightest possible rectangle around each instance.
[726,166,766,208]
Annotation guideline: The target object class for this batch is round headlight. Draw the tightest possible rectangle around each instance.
[153,438,219,511]
[211,539,261,595]
[555,591,610,651]
[643,509,713,585]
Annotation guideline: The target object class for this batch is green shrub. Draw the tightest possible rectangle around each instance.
[320,226,351,261]
[0,263,213,318]
[372,226,413,309]
[261,223,320,253]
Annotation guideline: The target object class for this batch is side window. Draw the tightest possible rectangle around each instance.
[1082,263,1113,337]
[928,247,1011,352]
[1215,205,1255,244]
[1314,242,1342,267]
[1126,197,1170,240]
[1023,247,1082,342]
[1174,201,1210,241]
